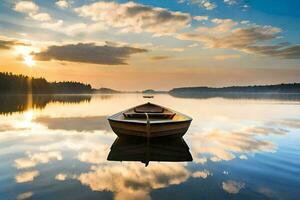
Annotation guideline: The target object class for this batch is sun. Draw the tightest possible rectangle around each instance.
[24,55,35,67]
[14,46,36,67]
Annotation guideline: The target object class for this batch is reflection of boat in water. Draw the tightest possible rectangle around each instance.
[108,103,192,137]
[107,136,193,166]
[143,95,154,98]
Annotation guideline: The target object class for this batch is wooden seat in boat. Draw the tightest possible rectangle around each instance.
[123,112,175,119]
[123,103,175,119]
[134,103,164,113]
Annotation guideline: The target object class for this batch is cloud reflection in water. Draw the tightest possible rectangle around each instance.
[15,151,63,169]
[15,170,39,183]
[222,180,245,194]
[34,116,111,132]
[16,191,33,200]
[77,164,190,200]
[188,126,288,164]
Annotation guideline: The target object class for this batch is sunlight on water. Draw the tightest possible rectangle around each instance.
[16,110,35,129]
[0,94,299,200]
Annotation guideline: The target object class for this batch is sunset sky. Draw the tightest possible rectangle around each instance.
[1,0,300,90]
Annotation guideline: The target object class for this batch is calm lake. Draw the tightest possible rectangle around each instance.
[0,94,299,200]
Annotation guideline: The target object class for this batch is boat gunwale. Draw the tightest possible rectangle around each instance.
[108,103,192,124]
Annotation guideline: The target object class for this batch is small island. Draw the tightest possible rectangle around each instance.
[94,87,121,94]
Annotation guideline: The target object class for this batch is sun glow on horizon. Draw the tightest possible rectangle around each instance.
[14,46,36,67]
[23,55,35,67]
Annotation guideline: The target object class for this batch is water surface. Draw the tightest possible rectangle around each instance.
[0,94,299,200]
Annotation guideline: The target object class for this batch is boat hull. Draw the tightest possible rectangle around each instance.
[108,120,192,138]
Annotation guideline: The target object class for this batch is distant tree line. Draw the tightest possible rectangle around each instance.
[170,83,300,94]
[0,72,92,94]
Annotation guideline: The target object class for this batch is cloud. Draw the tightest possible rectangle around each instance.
[199,0,217,10]
[75,1,191,36]
[273,118,300,129]
[14,1,52,22]
[41,20,64,30]
[186,0,217,10]
[193,15,209,21]
[177,19,300,59]
[15,170,39,183]
[14,151,62,169]
[64,22,107,36]
[0,39,27,50]
[39,21,107,36]
[245,44,300,59]
[14,1,64,31]
[240,20,250,24]
[14,1,39,14]
[16,192,33,200]
[224,0,237,5]
[169,48,185,52]
[56,0,69,9]
[196,18,238,34]
[0,40,18,49]
[242,4,250,11]
[29,12,52,22]
[214,54,240,60]
[150,56,170,60]
[188,43,199,47]
[222,180,245,194]
[13,3,106,37]
[239,155,248,160]
[34,43,148,65]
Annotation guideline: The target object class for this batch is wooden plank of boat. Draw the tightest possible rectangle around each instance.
[107,136,193,166]
[108,102,192,137]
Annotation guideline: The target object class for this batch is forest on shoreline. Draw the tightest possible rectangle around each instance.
[170,83,300,94]
[0,72,92,94]
[1,72,300,94]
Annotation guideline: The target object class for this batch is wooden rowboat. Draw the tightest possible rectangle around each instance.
[108,102,192,137]
[107,136,193,166]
